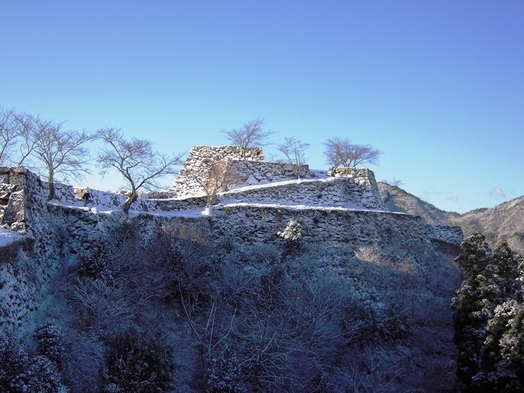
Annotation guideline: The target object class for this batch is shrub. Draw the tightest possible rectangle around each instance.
[104,327,175,392]
[34,322,64,368]
[0,334,66,393]
[0,237,34,264]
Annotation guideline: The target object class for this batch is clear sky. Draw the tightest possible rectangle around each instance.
[1,1,523,213]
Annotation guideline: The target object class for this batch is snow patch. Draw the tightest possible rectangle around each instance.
[0,227,25,247]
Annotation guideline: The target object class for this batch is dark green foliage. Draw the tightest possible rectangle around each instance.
[0,334,29,392]
[452,233,524,392]
[104,327,175,392]
[34,322,64,368]
[0,334,65,393]
[25,355,64,393]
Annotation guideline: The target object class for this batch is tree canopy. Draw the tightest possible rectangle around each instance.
[452,233,524,392]
[324,137,382,168]
[221,118,273,157]
[97,127,183,213]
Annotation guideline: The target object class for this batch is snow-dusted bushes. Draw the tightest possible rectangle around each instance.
[1,202,464,392]
[34,322,65,370]
[0,333,67,392]
[104,327,175,392]
[277,218,302,241]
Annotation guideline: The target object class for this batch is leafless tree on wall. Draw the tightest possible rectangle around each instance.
[277,137,310,179]
[96,127,183,214]
[0,108,20,166]
[324,136,382,169]
[1,108,95,198]
[30,120,95,200]
[221,118,274,158]
[189,158,243,209]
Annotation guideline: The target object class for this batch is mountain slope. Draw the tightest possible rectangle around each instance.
[455,196,524,253]
[377,182,458,224]
[378,182,524,254]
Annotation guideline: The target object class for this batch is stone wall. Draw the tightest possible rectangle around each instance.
[0,166,47,234]
[215,176,386,210]
[0,167,64,334]
[209,204,462,247]
[219,159,310,190]
[170,145,264,197]
[0,165,463,333]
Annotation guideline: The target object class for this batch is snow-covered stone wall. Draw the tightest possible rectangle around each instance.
[209,204,462,247]
[0,166,48,235]
[216,176,386,210]
[0,167,65,334]
[170,145,265,197]
[219,159,310,190]
[0,165,463,333]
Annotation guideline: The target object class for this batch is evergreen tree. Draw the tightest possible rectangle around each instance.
[453,233,524,392]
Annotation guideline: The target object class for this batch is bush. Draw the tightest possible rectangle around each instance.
[0,237,34,264]
[34,323,64,368]
[0,333,66,393]
[104,327,175,392]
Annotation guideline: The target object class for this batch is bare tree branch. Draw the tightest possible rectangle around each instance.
[96,127,183,213]
[221,119,274,158]
[324,136,382,168]
[0,108,23,166]
[27,118,95,199]
[277,137,310,179]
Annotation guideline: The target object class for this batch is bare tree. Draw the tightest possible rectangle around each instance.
[186,158,242,211]
[221,118,273,157]
[96,128,183,214]
[13,112,41,167]
[277,137,310,179]
[324,137,382,169]
[29,119,95,200]
[0,108,22,166]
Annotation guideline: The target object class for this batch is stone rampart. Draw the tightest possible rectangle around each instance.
[0,166,48,234]
[215,176,386,210]
[209,204,462,246]
[220,159,310,190]
[170,145,264,197]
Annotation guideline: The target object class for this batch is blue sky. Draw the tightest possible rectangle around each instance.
[1,1,523,213]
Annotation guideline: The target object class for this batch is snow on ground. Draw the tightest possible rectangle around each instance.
[0,227,25,247]
[222,173,331,194]
[46,169,399,218]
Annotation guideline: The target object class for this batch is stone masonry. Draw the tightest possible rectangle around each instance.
[170,145,265,197]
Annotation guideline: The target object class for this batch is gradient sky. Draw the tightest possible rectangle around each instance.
[1,1,523,213]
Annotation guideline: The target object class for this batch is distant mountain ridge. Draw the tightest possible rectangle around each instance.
[378,182,524,254]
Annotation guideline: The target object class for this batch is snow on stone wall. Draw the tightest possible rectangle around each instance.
[0,165,463,332]
[0,167,63,334]
[221,159,310,189]
[209,204,461,247]
[170,145,265,197]
[0,166,48,235]
[216,176,386,210]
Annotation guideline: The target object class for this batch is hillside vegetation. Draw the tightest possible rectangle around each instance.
[378,182,524,255]
[1,205,461,392]
[1,167,523,392]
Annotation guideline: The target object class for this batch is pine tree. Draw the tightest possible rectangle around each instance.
[453,233,524,392]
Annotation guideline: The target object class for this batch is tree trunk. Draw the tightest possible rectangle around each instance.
[122,191,138,214]
[47,170,55,200]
